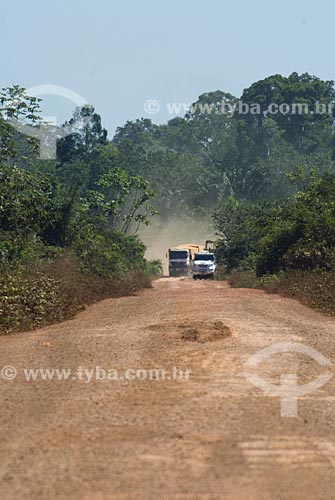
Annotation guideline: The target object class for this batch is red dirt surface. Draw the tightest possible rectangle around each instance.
[0,278,335,499]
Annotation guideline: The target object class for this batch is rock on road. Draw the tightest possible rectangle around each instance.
[1,278,335,500]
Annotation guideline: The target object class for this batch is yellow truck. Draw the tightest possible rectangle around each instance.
[167,244,204,277]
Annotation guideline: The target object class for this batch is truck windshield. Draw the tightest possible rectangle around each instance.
[194,253,214,261]
[169,250,188,259]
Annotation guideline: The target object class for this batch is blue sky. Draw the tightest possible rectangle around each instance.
[2,0,334,135]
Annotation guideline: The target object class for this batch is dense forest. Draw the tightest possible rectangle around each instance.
[2,71,335,331]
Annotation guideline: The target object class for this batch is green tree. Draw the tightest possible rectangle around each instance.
[0,85,41,162]
[57,105,107,163]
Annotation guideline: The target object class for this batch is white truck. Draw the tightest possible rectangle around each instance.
[192,251,216,279]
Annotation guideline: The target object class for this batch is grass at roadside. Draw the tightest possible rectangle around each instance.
[0,253,160,335]
[227,269,335,316]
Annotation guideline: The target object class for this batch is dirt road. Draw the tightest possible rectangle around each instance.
[1,278,335,500]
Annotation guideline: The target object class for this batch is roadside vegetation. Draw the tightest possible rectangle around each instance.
[215,173,335,314]
[0,87,160,333]
[198,73,335,313]
[2,72,335,330]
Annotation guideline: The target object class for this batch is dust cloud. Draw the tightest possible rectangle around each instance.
[139,216,216,274]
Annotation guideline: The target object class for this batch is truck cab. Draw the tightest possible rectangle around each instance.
[168,248,190,277]
[192,252,216,279]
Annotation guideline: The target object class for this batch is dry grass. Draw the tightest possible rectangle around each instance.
[227,268,335,317]
[0,252,152,335]
[262,270,335,316]
[227,270,260,289]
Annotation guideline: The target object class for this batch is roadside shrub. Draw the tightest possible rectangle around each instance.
[0,251,156,334]
[227,270,260,288]
[282,240,335,271]
[215,175,335,277]
[260,269,335,316]
[72,228,147,277]
[0,270,64,333]
[255,222,302,276]
[144,259,163,278]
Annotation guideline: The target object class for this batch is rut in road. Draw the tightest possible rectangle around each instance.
[0,277,335,500]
